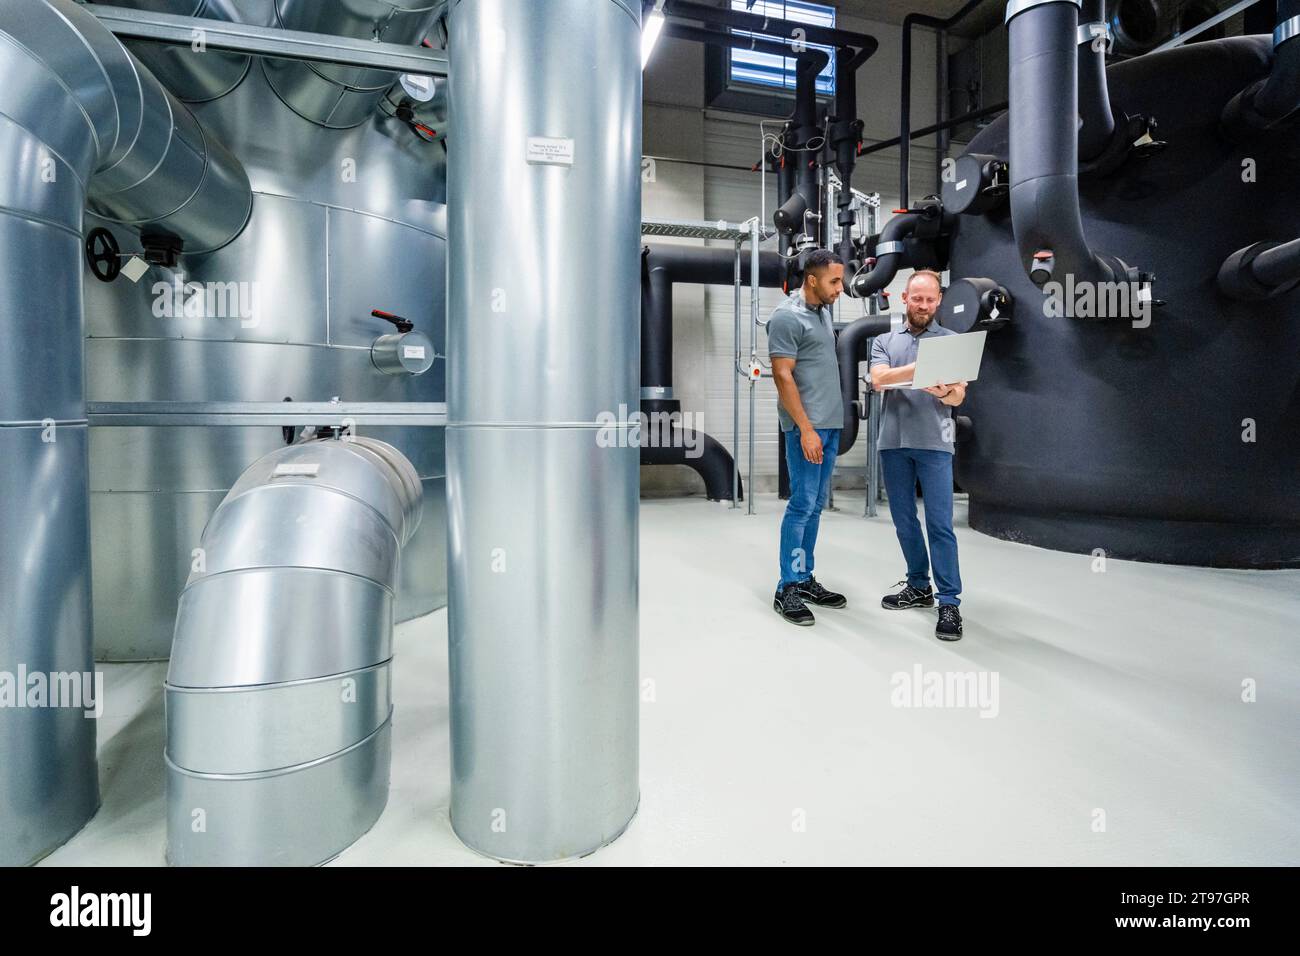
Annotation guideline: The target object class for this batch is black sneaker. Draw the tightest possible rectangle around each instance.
[881,579,935,610]
[792,576,847,608]
[936,604,963,641]
[773,586,815,626]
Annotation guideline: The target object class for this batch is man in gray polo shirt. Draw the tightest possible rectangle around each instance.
[869,269,968,640]
[766,250,849,627]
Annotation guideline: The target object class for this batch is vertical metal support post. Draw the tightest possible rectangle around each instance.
[732,238,742,509]
[866,388,882,517]
[748,216,760,515]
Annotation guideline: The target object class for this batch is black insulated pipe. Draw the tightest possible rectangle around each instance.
[641,244,784,392]
[664,0,879,58]
[640,245,786,501]
[640,430,742,503]
[1222,0,1300,137]
[1006,0,1136,289]
[1078,0,1117,161]
[899,0,990,210]
[849,212,924,297]
[836,315,894,455]
[1218,236,1300,300]
[662,22,807,59]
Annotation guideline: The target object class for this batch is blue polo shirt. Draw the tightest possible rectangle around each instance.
[869,321,958,453]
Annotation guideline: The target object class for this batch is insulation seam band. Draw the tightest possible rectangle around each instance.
[1005,0,1081,25]
[1277,15,1300,48]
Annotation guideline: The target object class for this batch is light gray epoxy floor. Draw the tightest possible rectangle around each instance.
[41,494,1300,866]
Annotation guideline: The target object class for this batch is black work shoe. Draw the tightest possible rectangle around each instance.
[792,576,847,608]
[881,579,935,610]
[774,586,816,626]
[936,604,963,641]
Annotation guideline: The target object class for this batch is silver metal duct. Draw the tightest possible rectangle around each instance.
[263,0,441,128]
[88,0,255,103]
[446,0,641,863]
[165,436,421,866]
[0,0,250,866]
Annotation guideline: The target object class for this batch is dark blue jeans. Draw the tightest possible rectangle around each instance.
[880,448,962,606]
[777,428,840,590]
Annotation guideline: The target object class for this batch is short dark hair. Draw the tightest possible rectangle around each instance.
[804,249,843,273]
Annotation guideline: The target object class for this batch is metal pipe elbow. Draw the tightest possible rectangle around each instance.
[164,437,422,866]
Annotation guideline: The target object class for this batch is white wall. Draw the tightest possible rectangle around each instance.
[642,9,947,495]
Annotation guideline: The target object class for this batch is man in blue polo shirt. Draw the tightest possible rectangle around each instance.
[766,250,849,627]
[869,270,968,641]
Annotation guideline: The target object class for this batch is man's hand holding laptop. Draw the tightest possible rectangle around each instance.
[923,381,967,406]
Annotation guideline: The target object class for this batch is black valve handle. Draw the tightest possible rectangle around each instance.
[85,227,122,283]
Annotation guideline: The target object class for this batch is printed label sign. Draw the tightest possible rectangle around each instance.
[403,345,427,360]
[273,463,320,477]
[526,136,575,166]
[121,257,150,283]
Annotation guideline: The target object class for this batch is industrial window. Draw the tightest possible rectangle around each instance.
[727,0,836,96]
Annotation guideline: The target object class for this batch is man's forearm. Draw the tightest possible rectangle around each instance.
[774,373,815,432]
[871,363,913,389]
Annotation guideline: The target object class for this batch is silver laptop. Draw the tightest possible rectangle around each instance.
[880,330,987,390]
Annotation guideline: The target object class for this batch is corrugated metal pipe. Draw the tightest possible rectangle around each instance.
[88,0,255,103]
[0,0,250,867]
[165,436,422,866]
[263,0,442,128]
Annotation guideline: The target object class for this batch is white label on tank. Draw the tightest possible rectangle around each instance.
[403,345,427,360]
[273,463,320,477]
[952,304,965,314]
[526,137,575,166]
[989,306,1000,319]
[121,256,150,283]
[400,73,435,102]
[956,179,968,191]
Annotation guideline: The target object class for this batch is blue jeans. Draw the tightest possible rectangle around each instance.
[880,448,962,606]
[777,428,840,590]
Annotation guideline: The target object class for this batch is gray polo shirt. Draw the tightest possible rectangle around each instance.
[766,289,843,433]
[869,321,958,453]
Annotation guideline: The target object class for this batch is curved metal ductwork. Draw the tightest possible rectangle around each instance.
[447,0,641,864]
[165,437,421,866]
[0,0,250,867]
[90,0,254,102]
[1005,0,1138,292]
[263,0,442,128]
[641,244,785,502]
[1222,0,1300,139]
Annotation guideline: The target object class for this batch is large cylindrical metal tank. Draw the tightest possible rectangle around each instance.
[85,14,449,661]
[949,33,1300,567]
[446,0,641,862]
